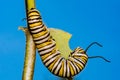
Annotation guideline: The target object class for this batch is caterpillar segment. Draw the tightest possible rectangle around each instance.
[27,8,88,78]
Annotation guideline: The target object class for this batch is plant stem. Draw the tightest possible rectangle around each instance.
[25,0,35,11]
[21,0,36,80]
[25,0,36,28]
[19,27,36,80]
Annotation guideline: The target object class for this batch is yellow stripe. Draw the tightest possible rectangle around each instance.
[73,56,88,63]
[29,22,42,28]
[48,55,61,71]
[81,56,88,61]
[28,12,39,17]
[70,59,84,70]
[28,15,39,20]
[36,41,52,49]
[68,61,75,76]
[32,30,48,38]
[41,49,56,60]
[75,62,83,70]
[58,60,64,76]
[79,49,85,53]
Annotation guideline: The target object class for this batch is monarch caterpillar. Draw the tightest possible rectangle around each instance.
[27,8,110,78]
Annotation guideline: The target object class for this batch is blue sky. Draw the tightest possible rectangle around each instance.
[0,0,120,80]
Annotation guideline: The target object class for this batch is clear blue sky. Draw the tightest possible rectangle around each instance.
[0,0,120,80]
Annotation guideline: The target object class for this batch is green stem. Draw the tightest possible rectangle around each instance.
[25,0,35,11]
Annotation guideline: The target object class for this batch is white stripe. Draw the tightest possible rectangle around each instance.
[38,42,55,51]
[43,51,59,63]
[63,59,66,77]
[33,32,49,40]
[54,59,63,74]
[28,16,40,20]
[51,57,62,72]
[72,53,88,58]
[69,57,84,68]
[45,54,60,67]
[77,57,86,64]
[35,35,50,44]
[39,45,56,55]
[31,27,44,33]
[67,60,70,77]
[30,24,43,30]
[68,60,77,75]
[28,19,41,23]
[71,60,80,73]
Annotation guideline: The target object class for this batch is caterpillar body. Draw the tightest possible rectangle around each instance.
[27,8,88,78]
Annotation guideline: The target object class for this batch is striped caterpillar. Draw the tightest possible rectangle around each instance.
[27,8,110,78]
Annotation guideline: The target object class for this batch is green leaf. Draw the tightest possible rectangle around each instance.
[49,28,72,59]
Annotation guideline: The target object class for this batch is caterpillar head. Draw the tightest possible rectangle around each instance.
[71,47,87,55]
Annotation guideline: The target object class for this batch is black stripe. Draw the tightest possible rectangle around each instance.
[30,24,44,31]
[70,50,75,55]
[61,58,65,77]
[38,45,55,56]
[56,60,63,76]
[66,60,70,77]
[73,54,83,57]
[28,20,42,25]
[65,60,67,77]
[28,10,40,15]
[83,57,88,62]
[38,48,52,56]
[68,60,75,75]
[72,61,80,74]
[52,57,63,74]
[34,33,49,45]
[31,27,47,34]
[28,16,42,21]
[73,54,88,62]
[69,61,71,77]
[78,56,87,62]
[28,14,41,20]
[74,57,85,67]
[73,61,82,72]
[34,34,50,44]
[35,40,49,46]
[34,32,50,42]
[38,43,56,53]
[44,52,60,67]
[69,59,78,74]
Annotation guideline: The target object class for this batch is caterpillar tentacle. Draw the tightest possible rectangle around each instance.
[27,8,88,78]
[85,42,110,62]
